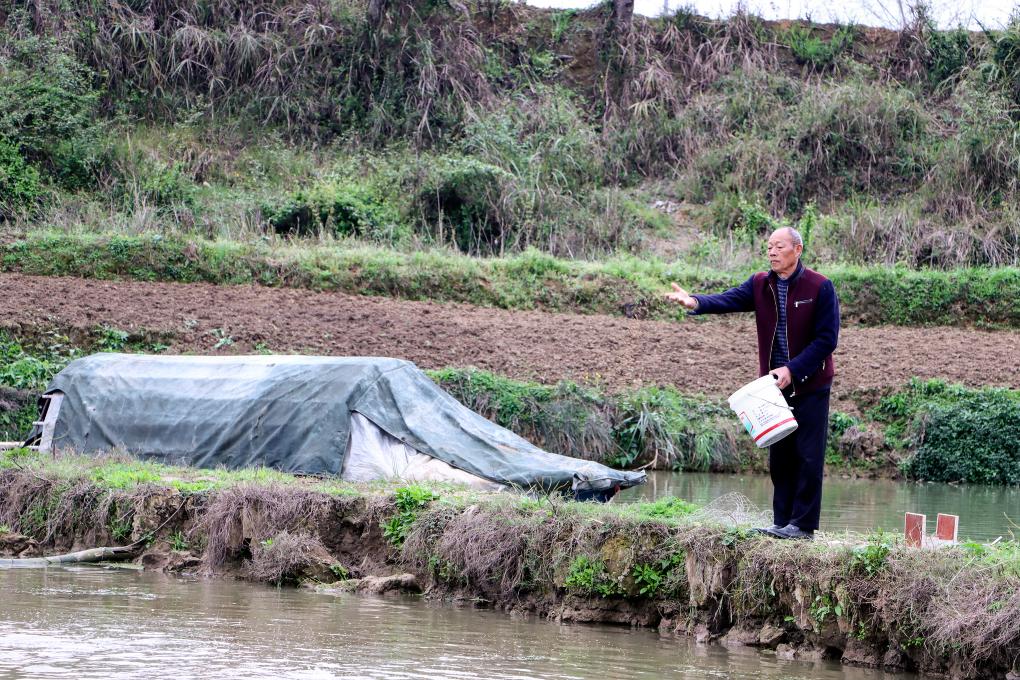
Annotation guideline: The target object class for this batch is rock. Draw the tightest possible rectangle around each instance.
[356,573,421,595]
[1004,671,1019,680]
[141,551,170,570]
[776,644,797,660]
[842,639,882,667]
[882,647,907,669]
[720,626,759,647]
[694,623,714,644]
[758,624,786,648]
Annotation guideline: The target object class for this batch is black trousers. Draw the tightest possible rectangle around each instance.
[768,388,830,532]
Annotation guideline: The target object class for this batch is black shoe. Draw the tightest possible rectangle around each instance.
[773,524,814,540]
[752,524,785,537]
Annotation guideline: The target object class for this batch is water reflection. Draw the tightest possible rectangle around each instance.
[0,567,916,680]
[616,472,1020,541]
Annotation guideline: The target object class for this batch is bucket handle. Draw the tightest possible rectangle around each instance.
[747,374,794,412]
[746,392,794,411]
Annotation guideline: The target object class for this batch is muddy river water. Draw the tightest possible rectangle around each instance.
[617,472,1020,542]
[0,566,916,680]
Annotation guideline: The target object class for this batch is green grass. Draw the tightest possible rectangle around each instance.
[5,232,1020,327]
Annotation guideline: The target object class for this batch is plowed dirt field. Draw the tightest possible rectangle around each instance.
[5,274,1018,404]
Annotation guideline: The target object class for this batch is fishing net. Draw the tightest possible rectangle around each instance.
[689,492,770,528]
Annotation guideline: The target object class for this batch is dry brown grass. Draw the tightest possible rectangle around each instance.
[199,484,331,569]
[246,529,332,584]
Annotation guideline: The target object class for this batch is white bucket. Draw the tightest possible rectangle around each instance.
[727,375,798,448]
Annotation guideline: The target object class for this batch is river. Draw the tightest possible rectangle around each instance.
[0,566,917,680]
[616,472,1020,542]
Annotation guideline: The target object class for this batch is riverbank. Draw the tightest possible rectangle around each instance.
[1,449,1018,679]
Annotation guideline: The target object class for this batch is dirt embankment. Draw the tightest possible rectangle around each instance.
[5,273,1019,402]
[2,466,1018,679]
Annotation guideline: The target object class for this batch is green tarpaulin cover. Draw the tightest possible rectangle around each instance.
[43,354,645,493]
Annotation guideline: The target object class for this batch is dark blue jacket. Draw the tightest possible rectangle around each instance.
[691,262,839,394]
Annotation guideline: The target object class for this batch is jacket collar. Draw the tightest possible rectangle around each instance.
[768,260,804,285]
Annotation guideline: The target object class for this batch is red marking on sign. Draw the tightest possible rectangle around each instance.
[936,514,959,542]
[905,513,926,548]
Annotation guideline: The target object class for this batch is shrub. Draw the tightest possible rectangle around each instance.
[263,181,400,240]
[925,27,971,87]
[415,156,515,254]
[0,36,105,189]
[783,23,856,69]
[138,162,196,211]
[459,87,605,195]
[614,386,738,471]
[0,138,42,218]
[872,379,1020,484]
[903,398,1020,485]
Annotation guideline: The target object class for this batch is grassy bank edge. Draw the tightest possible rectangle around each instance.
[1,451,1018,679]
[4,232,1020,327]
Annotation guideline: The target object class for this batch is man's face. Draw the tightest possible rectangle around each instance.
[767,229,802,275]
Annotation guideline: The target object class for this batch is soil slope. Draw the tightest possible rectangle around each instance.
[4,273,1018,401]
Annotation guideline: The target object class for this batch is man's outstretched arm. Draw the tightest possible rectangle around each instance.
[664,275,756,314]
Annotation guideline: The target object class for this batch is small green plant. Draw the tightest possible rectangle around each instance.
[427,554,463,583]
[0,523,11,534]
[563,555,622,597]
[631,562,663,596]
[96,326,129,352]
[635,496,698,519]
[108,513,133,542]
[382,485,439,547]
[210,328,234,350]
[721,526,751,547]
[551,10,577,42]
[329,563,350,580]
[810,593,843,624]
[169,530,189,551]
[850,532,893,576]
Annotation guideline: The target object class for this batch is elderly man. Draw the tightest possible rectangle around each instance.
[666,227,839,540]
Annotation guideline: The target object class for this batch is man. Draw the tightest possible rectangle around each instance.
[665,227,839,540]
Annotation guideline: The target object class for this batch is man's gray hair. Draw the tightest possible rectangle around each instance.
[783,226,803,247]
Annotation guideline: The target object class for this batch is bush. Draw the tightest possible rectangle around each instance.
[783,23,856,68]
[415,156,515,254]
[925,27,971,87]
[0,138,42,218]
[0,36,105,189]
[263,181,400,240]
[872,379,1020,484]
[459,87,605,195]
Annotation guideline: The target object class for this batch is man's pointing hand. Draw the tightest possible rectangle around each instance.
[665,282,698,311]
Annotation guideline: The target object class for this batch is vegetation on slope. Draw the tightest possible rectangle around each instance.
[2,1,1020,270]
[5,232,1020,327]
